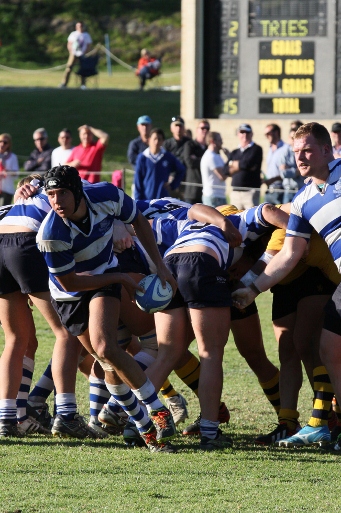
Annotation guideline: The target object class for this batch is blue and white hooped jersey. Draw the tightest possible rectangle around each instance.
[0,189,51,231]
[136,197,191,221]
[157,203,272,267]
[37,182,138,301]
[286,159,341,272]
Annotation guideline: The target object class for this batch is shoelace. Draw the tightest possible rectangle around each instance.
[152,410,170,429]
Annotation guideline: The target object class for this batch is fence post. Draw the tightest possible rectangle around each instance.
[104,34,112,75]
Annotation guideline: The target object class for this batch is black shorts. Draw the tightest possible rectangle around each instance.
[271,266,336,321]
[231,301,258,322]
[0,232,49,295]
[51,271,122,336]
[116,246,149,275]
[324,283,341,336]
[164,252,232,310]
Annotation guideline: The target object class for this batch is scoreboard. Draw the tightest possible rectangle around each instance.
[202,0,340,119]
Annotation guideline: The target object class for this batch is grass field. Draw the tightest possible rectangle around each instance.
[0,68,180,183]
[0,292,339,513]
[0,74,340,513]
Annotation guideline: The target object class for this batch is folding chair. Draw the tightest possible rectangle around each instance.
[76,54,99,88]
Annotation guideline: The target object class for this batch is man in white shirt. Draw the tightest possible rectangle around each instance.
[51,129,74,168]
[200,131,229,207]
[60,22,92,89]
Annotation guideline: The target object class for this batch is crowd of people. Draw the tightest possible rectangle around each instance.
[1,118,341,454]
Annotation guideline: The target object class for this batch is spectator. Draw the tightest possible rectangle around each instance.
[127,115,152,168]
[183,119,210,204]
[51,129,74,168]
[67,125,109,184]
[24,128,53,175]
[135,49,161,91]
[331,122,341,158]
[228,123,263,209]
[200,131,229,207]
[0,133,19,205]
[263,124,288,205]
[60,21,92,89]
[164,116,191,166]
[278,124,305,203]
[290,120,304,132]
[134,128,185,200]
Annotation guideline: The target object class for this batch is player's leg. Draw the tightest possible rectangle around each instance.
[0,291,31,437]
[189,306,233,450]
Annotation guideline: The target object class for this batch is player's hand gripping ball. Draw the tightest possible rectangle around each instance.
[135,274,173,313]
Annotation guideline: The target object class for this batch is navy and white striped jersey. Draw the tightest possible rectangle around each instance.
[160,203,272,269]
[37,182,138,301]
[286,159,341,272]
[0,189,51,231]
[136,197,190,221]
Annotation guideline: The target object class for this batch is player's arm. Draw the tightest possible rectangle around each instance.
[56,271,143,301]
[261,203,289,229]
[187,203,242,248]
[131,211,177,294]
[232,235,307,308]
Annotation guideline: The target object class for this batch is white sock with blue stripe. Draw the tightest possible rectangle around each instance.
[0,399,17,422]
[17,356,34,421]
[55,393,77,420]
[89,376,110,423]
[200,418,219,439]
[105,382,152,434]
[132,377,164,413]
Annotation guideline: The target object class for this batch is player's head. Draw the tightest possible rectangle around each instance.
[294,122,332,148]
[44,165,83,213]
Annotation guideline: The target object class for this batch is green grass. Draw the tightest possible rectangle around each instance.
[0,292,339,513]
[0,71,180,175]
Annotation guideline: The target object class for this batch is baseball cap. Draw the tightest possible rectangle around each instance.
[137,115,152,125]
[238,123,252,132]
[171,115,185,125]
[332,122,341,133]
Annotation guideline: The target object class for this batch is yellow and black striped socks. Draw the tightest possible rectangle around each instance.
[258,370,280,415]
[308,366,334,428]
[174,353,201,397]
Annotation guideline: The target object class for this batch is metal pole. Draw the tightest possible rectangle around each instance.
[104,34,112,75]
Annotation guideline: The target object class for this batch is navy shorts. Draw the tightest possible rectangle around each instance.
[163,252,232,309]
[324,283,341,336]
[0,232,49,295]
[116,246,149,275]
[231,301,258,321]
[51,269,122,336]
[271,266,336,321]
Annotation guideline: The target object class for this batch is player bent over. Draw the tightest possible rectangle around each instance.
[37,165,177,452]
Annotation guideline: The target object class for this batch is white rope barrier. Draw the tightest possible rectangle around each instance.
[0,43,181,77]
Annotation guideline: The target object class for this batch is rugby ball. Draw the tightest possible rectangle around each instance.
[135,274,173,313]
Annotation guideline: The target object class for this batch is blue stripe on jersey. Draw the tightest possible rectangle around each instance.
[136,197,190,221]
[37,182,138,300]
[227,203,272,248]
[286,159,341,271]
[0,190,51,231]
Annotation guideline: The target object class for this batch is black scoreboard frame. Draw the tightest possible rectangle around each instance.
[202,0,340,119]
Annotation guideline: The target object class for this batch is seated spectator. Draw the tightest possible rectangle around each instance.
[134,128,185,200]
[0,133,19,205]
[127,115,152,168]
[51,129,74,168]
[24,128,53,175]
[67,124,109,183]
[136,49,161,91]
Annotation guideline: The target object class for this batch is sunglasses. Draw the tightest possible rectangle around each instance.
[34,137,45,141]
[60,135,71,139]
[199,126,210,130]
[0,140,9,144]
[239,130,249,134]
